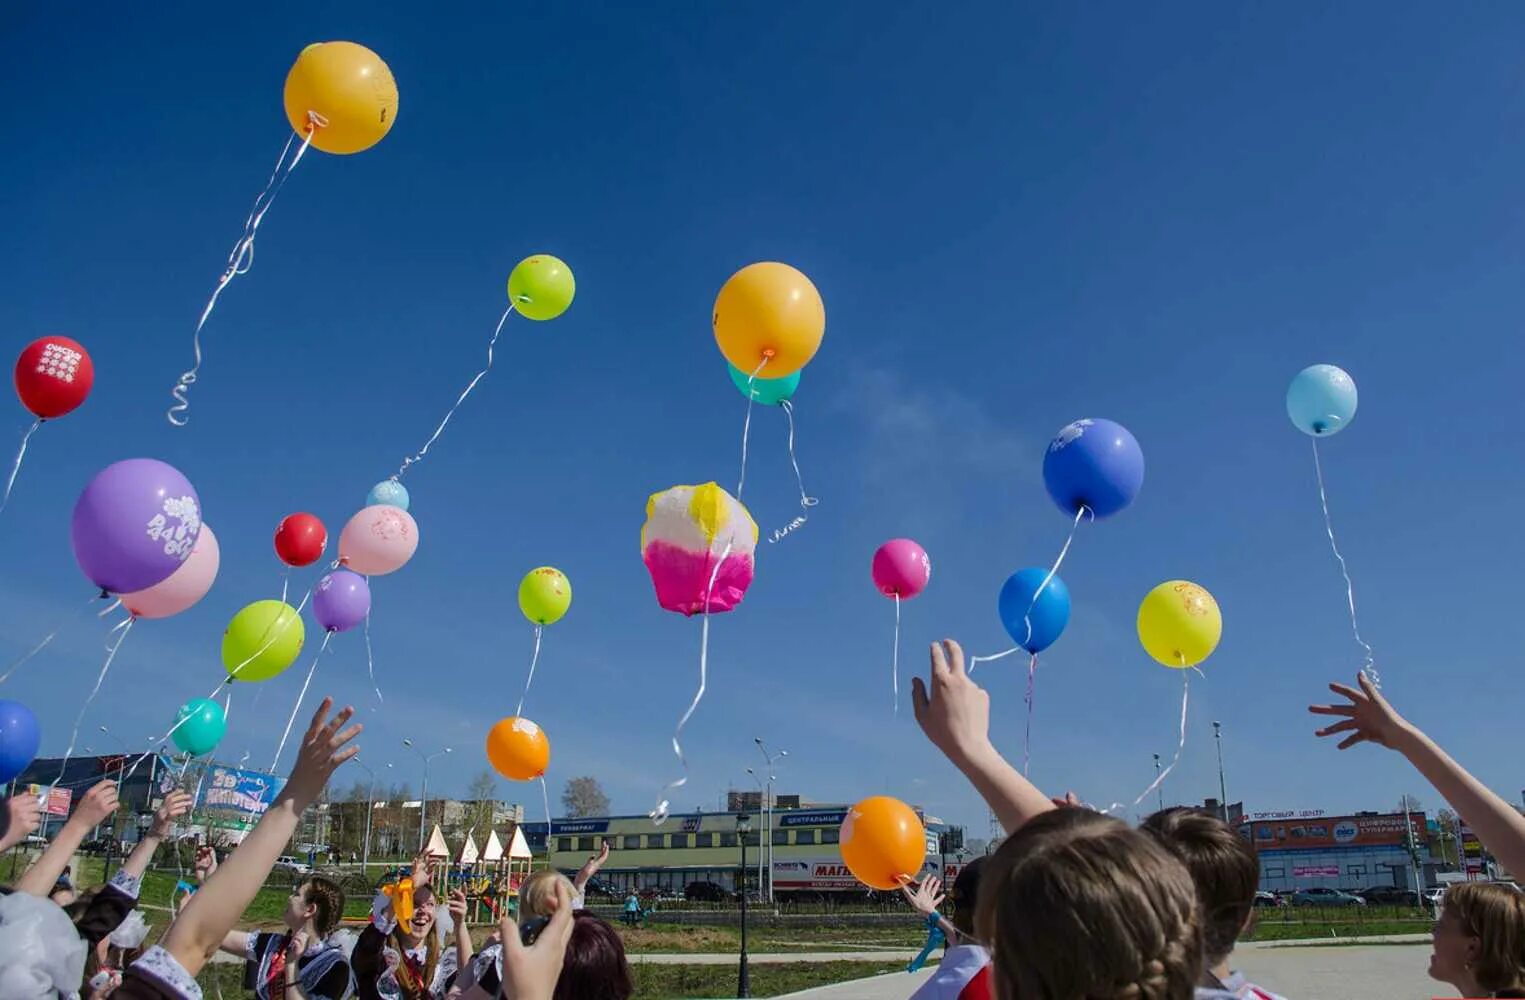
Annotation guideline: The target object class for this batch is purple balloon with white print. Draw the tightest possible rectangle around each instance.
[313,569,371,633]
[71,459,202,594]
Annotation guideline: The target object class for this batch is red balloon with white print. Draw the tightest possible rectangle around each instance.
[14,336,94,418]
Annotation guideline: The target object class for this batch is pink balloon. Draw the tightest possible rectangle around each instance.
[339,505,419,576]
[120,523,220,620]
[871,538,931,599]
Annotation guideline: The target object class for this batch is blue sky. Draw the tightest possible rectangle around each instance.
[3,3,1525,837]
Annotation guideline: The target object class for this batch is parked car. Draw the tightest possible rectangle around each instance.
[581,876,618,899]
[1421,886,1446,906]
[275,855,312,875]
[1291,887,1365,907]
[685,881,729,902]
[1253,891,1286,908]
[1356,885,1421,907]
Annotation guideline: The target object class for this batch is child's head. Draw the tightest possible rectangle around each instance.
[977,808,1203,1000]
[285,876,345,937]
[1431,883,1525,995]
[520,870,577,920]
[947,856,987,938]
[553,913,633,1000]
[1141,807,1259,966]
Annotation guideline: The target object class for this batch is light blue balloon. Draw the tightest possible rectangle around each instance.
[728,364,800,406]
[367,479,410,511]
[1287,364,1358,437]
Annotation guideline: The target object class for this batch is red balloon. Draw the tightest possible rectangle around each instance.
[274,513,327,567]
[14,336,94,419]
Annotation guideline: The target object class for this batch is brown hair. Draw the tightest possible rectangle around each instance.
[1142,808,1258,964]
[1444,883,1525,995]
[554,913,633,1000]
[521,869,577,919]
[977,808,1203,1000]
[303,876,345,938]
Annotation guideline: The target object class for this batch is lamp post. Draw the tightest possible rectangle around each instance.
[745,769,766,895]
[1153,753,1163,812]
[753,738,787,903]
[1212,722,1228,821]
[736,812,752,998]
[402,740,451,851]
[353,758,390,877]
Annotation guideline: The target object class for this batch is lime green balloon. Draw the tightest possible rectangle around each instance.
[508,255,575,321]
[222,600,306,682]
[519,567,572,625]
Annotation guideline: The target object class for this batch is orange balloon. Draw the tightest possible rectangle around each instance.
[283,41,398,155]
[839,796,926,890]
[485,717,550,781]
[713,262,825,378]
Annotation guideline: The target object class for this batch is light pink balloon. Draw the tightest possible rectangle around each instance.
[871,538,931,599]
[121,523,220,620]
[339,505,419,576]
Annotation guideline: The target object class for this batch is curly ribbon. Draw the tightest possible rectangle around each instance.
[766,400,818,543]
[515,624,544,719]
[652,540,734,824]
[166,115,323,427]
[1022,653,1037,776]
[891,594,901,717]
[270,630,335,772]
[734,359,769,500]
[1311,438,1379,688]
[0,592,102,685]
[1107,666,1194,816]
[0,419,42,516]
[394,301,519,479]
[50,614,136,792]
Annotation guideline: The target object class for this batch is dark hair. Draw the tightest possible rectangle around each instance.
[948,856,986,937]
[554,913,632,1000]
[302,876,345,938]
[978,808,1203,1000]
[1141,807,1259,964]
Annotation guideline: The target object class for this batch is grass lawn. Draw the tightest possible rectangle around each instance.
[630,960,918,998]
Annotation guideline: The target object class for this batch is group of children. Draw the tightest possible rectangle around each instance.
[2,641,1525,999]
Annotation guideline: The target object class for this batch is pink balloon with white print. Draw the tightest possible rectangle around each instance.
[120,523,220,620]
[339,505,419,576]
[871,538,930,600]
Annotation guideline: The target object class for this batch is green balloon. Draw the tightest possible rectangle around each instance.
[222,600,305,682]
[172,698,226,756]
[728,363,801,406]
[508,255,575,321]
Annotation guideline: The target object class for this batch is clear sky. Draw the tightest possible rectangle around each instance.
[2,3,1524,837]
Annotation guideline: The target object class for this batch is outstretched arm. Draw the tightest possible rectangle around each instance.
[899,874,957,941]
[912,640,1055,835]
[1312,672,1525,879]
[122,789,192,881]
[572,841,609,896]
[18,779,118,896]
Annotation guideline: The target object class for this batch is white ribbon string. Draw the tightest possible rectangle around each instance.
[966,646,1021,675]
[968,507,1089,675]
[221,685,233,729]
[0,593,100,685]
[167,117,322,427]
[538,776,552,866]
[1311,438,1379,688]
[891,594,902,717]
[0,419,42,516]
[767,400,819,543]
[270,631,334,772]
[652,539,734,824]
[735,359,768,499]
[395,302,518,479]
[1023,653,1037,776]
[51,615,136,792]
[515,625,544,718]
[1112,669,1191,814]
[364,607,383,707]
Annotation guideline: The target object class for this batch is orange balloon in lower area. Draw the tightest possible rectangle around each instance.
[486,717,550,781]
[713,262,825,378]
[839,796,926,890]
[284,41,398,155]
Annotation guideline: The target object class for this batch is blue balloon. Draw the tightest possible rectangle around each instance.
[1286,364,1358,437]
[367,479,410,511]
[0,700,40,784]
[998,568,1071,654]
[1042,418,1144,519]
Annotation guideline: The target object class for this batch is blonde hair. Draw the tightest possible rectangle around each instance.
[977,809,1203,1000]
[520,870,577,919]
[1445,883,1525,995]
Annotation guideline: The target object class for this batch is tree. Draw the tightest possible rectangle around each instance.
[562,777,610,818]
[463,770,499,844]
[1397,794,1424,813]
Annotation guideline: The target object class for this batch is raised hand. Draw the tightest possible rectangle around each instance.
[0,793,42,851]
[590,840,610,871]
[1309,672,1411,751]
[497,880,577,1000]
[911,640,992,768]
[287,928,310,962]
[448,888,469,921]
[75,779,120,828]
[411,851,433,888]
[284,698,361,805]
[193,845,218,881]
[152,790,193,837]
[899,874,944,917]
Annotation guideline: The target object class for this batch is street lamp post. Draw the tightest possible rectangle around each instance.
[753,739,787,904]
[402,740,451,852]
[1212,722,1228,822]
[745,769,765,895]
[353,758,389,877]
[736,812,752,999]
[1153,753,1163,812]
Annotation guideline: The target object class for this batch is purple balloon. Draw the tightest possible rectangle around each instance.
[1042,418,1145,519]
[71,459,202,594]
[314,570,371,633]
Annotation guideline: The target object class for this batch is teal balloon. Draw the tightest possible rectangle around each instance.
[367,479,410,511]
[728,364,800,406]
[172,698,226,756]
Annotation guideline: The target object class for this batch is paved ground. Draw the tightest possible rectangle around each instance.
[627,951,921,966]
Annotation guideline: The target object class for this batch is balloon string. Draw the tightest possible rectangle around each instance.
[395,301,519,479]
[166,117,322,427]
[364,607,383,707]
[0,419,42,516]
[0,592,100,685]
[270,631,334,772]
[1023,654,1037,776]
[1311,438,1378,689]
[966,646,1020,676]
[735,358,769,499]
[652,539,734,824]
[538,776,552,866]
[971,508,1089,674]
[1108,669,1191,815]
[279,566,291,606]
[515,625,544,719]
[767,401,819,543]
[891,594,901,717]
[51,615,136,795]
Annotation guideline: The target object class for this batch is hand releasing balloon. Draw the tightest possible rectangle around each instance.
[274,513,328,567]
[872,540,931,600]
[1042,418,1144,519]
[1286,364,1358,437]
[507,255,575,321]
[223,600,306,682]
[840,796,927,890]
[485,717,550,781]
[366,480,410,512]
[713,262,825,378]
[641,483,757,616]
[0,700,40,784]
[519,568,571,626]
[339,505,418,576]
[283,41,398,155]
[72,459,202,594]
[728,363,800,406]
[997,568,1071,654]
[14,336,93,419]
[172,698,226,756]
[1138,581,1222,668]
[313,570,371,633]
[121,524,220,620]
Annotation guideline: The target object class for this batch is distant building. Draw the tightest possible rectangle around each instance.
[1239,810,1429,892]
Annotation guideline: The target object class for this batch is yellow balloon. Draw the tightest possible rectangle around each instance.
[283,41,398,155]
[1137,580,1222,668]
[713,262,825,378]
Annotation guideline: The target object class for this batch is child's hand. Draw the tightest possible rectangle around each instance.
[193,845,218,881]
[898,875,944,917]
[497,880,576,1000]
[151,790,193,837]
[75,780,120,827]
[411,852,433,888]
[1309,672,1412,751]
[911,640,992,768]
[1,793,42,851]
[286,929,310,963]
[448,888,469,921]
[589,841,610,871]
[284,698,361,805]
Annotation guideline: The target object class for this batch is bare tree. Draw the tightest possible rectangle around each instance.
[463,770,499,843]
[1397,794,1424,813]
[562,776,611,818]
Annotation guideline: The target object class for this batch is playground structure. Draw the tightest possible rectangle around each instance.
[411,821,536,922]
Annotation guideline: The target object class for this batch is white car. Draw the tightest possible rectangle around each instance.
[275,856,312,875]
[1422,887,1446,906]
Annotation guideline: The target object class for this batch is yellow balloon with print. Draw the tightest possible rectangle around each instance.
[1137,580,1221,668]
[518,567,572,626]
[283,41,398,154]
